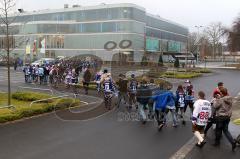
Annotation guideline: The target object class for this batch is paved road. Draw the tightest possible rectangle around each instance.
[0,67,240,159]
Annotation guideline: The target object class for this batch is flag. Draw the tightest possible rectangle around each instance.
[26,45,31,55]
[32,40,37,55]
[40,38,46,54]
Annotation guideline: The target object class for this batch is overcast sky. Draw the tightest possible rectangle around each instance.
[16,0,240,32]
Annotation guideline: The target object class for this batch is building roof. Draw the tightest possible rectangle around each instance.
[11,3,146,17]
[10,3,188,30]
[146,13,188,30]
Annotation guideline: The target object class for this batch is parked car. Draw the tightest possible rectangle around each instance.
[0,56,14,66]
[31,58,55,66]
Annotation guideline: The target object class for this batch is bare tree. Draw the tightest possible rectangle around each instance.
[204,22,225,58]
[188,32,210,59]
[227,15,240,52]
[0,0,16,106]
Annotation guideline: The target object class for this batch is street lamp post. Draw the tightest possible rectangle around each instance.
[195,25,203,64]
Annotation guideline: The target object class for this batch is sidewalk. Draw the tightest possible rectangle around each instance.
[196,62,237,69]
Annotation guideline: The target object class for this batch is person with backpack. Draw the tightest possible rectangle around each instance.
[128,74,138,109]
[213,87,237,151]
[192,91,211,148]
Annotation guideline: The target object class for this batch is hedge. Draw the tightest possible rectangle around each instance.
[0,92,80,123]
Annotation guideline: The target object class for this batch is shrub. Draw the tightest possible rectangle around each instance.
[12,92,52,102]
[233,119,240,125]
[0,92,81,123]
[161,72,202,79]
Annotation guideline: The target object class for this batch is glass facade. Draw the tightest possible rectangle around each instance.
[12,7,146,23]
[1,4,188,61]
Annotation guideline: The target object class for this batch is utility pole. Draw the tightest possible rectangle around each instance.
[195,25,203,64]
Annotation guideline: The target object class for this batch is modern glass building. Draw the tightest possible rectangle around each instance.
[1,3,188,63]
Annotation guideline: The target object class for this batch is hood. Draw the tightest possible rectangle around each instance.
[222,96,233,105]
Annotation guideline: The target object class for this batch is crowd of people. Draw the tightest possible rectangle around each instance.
[22,58,99,87]
[98,73,238,151]
[21,61,239,151]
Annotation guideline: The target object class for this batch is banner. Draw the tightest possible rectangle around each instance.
[32,40,37,55]
[25,45,31,55]
[40,38,46,54]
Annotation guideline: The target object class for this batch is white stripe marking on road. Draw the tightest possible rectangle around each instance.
[169,137,196,159]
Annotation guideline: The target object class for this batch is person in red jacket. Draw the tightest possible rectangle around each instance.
[212,82,225,98]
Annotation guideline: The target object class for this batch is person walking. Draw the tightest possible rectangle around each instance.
[83,67,92,95]
[192,91,211,148]
[116,74,128,108]
[213,87,237,151]
[102,73,115,110]
[128,74,138,109]
[184,80,195,116]
[176,85,186,125]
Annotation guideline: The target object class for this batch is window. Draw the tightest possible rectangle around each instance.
[102,22,116,32]
[82,23,101,33]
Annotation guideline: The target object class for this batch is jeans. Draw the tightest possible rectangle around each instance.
[129,93,137,106]
[83,82,89,94]
[215,117,235,145]
[155,109,165,125]
[204,117,216,134]
[164,107,177,126]
[104,92,113,109]
[117,92,128,108]
[139,103,148,121]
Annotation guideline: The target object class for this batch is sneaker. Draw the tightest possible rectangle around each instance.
[135,105,138,110]
[232,141,237,152]
[212,142,220,147]
[196,140,206,148]
[173,123,178,127]
[158,124,164,131]
[195,143,201,147]
[182,120,186,125]
[200,140,207,148]
[142,120,147,125]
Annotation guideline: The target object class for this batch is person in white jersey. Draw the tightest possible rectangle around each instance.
[192,91,212,148]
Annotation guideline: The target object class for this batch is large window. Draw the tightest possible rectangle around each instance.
[146,27,187,42]
[82,23,101,32]
[102,22,116,32]
[13,7,144,23]
[45,35,64,49]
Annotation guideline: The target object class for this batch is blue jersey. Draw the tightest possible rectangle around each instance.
[95,74,101,81]
[129,79,137,93]
[103,80,114,93]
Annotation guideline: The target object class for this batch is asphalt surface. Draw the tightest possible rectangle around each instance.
[0,67,240,159]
